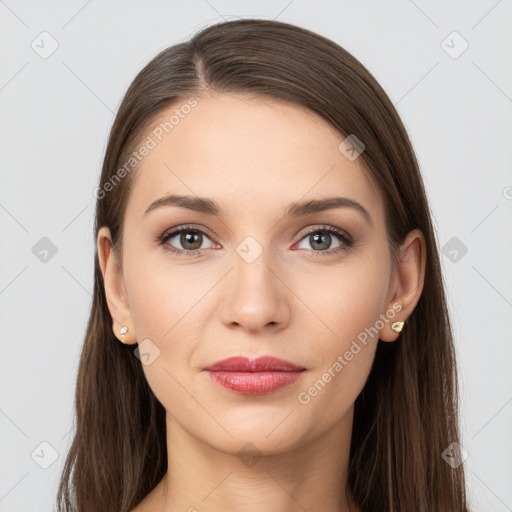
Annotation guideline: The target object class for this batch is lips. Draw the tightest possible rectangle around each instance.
[203,356,306,372]
[203,356,306,395]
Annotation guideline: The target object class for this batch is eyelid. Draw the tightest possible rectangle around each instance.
[158,223,218,243]
[297,224,352,243]
[157,223,353,256]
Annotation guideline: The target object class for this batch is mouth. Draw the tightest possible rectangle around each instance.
[202,356,307,395]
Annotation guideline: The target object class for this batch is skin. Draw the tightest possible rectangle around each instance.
[97,92,426,512]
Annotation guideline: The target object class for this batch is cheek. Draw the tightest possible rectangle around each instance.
[124,243,203,340]
[296,251,390,350]
[123,255,214,399]
[293,254,390,413]
[126,266,206,422]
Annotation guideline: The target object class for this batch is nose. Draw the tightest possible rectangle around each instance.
[220,248,291,333]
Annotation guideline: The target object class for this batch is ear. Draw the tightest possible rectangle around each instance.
[379,228,426,342]
[97,226,137,345]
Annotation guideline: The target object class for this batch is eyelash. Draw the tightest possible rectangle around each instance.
[157,224,353,258]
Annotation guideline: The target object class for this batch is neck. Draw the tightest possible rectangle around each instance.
[150,405,358,512]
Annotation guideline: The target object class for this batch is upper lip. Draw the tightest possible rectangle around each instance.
[203,356,306,372]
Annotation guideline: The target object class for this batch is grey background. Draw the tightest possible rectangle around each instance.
[1,0,511,510]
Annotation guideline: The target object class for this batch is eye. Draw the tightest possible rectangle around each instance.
[158,225,217,257]
[294,225,353,256]
[157,224,353,258]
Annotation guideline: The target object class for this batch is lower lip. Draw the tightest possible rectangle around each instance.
[206,370,305,395]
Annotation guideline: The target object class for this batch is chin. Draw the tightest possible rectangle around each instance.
[208,431,302,459]
[200,412,308,455]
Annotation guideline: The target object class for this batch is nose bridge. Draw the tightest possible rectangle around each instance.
[233,233,279,303]
[221,233,289,331]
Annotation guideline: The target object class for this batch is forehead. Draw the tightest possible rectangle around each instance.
[125,93,383,222]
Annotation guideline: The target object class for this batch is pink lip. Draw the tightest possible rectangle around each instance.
[203,356,306,395]
[203,356,305,372]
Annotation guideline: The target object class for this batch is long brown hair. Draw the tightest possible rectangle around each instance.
[56,18,468,512]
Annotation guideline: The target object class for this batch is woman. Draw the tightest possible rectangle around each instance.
[56,18,469,512]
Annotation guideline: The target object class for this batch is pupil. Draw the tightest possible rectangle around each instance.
[182,231,201,250]
[312,232,330,250]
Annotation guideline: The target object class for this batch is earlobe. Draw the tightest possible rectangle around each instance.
[116,325,132,345]
[379,302,406,342]
[379,228,426,342]
[97,227,137,345]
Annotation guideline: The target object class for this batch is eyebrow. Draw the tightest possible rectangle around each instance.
[144,194,373,225]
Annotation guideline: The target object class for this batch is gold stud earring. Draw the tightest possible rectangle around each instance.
[117,326,129,344]
[391,321,405,333]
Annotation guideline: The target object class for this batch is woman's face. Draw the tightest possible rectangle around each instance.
[104,92,402,455]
